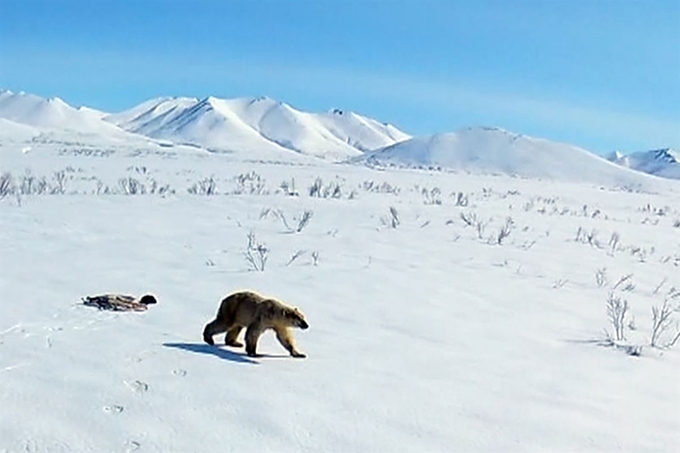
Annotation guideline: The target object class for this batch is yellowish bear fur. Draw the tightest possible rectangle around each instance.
[203,290,309,358]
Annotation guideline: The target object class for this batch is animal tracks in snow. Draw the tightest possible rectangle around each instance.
[123,440,141,452]
[102,404,124,414]
[124,379,149,393]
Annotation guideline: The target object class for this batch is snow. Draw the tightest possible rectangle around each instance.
[1,112,680,452]
[359,126,680,191]
[607,148,680,180]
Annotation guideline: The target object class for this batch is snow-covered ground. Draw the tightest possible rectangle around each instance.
[1,124,679,452]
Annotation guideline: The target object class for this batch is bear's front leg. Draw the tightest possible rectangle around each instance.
[245,323,265,357]
[275,327,307,358]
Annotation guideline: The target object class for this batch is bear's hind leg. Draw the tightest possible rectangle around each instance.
[274,326,306,358]
[225,326,244,348]
[203,319,229,345]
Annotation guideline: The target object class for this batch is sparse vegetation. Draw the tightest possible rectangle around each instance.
[261,208,314,233]
[381,206,400,228]
[417,186,441,205]
[605,292,629,342]
[244,231,268,272]
[496,217,514,245]
[187,176,217,195]
[234,171,266,195]
[361,180,400,195]
[309,177,343,198]
[278,178,299,196]
[650,288,680,348]
[0,172,14,199]
[595,267,608,288]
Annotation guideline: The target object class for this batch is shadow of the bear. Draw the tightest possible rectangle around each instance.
[163,342,261,364]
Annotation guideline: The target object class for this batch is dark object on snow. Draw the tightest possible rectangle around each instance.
[83,294,158,312]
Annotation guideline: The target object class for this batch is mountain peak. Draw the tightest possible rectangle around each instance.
[607,148,680,179]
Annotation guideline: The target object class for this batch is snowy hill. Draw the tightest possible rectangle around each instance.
[0,118,40,142]
[107,95,410,159]
[0,89,123,136]
[360,126,669,188]
[606,148,680,180]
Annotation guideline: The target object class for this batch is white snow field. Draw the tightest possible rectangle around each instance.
[1,95,680,453]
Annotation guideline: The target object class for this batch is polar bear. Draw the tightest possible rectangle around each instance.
[203,290,309,358]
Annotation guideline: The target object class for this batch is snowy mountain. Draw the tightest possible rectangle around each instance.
[359,126,667,187]
[606,148,680,180]
[106,95,410,159]
[0,89,123,136]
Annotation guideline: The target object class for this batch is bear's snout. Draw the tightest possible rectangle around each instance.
[300,320,309,330]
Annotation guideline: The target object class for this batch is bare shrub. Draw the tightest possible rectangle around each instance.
[673,219,680,228]
[94,179,115,195]
[278,178,299,196]
[51,170,67,194]
[119,177,147,195]
[608,232,620,254]
[234,171,266,195]
[460,211,486,239]
[381,206,400,228]
[188,176,217,195]
[295,210,314,232]
[362,180,400,195]
[652,277,667,295]
[0,172,15,199]
[650,289,680,348]
[553,278,568,289]
[147,179,173,195]
[451,192,469,206]
[460,211,478,227]
[595,267,608,288]
[575,227,601,248]
[605,293,629,342]
[496,217,514,245]
[417,186,441,205]
[612,274,635,292]
[309,177,342,198]
[311,251,320,266]
[244,231,268,271]
[19,171,49,195]
[261,208,314,233]
[286,250,306,266]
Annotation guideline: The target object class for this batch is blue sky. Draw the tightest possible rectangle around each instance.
[1,0,678,154]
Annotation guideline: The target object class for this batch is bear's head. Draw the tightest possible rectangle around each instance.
[283,306,309,330]
[139,294,158,305]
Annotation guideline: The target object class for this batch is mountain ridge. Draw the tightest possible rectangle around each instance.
[606,148,680,180]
